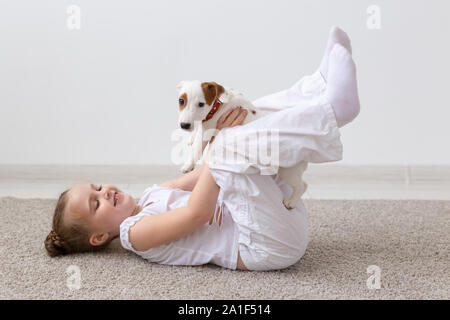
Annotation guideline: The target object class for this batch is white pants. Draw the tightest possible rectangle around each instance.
[208,71,343,271]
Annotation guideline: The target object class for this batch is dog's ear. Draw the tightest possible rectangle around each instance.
[176,81,186,92]
[201,81,225,105]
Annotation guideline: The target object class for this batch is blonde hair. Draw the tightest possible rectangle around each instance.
[44,188,111,257]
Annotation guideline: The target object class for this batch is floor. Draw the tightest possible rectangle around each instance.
[4,196,448,299]
[1,164,449,200]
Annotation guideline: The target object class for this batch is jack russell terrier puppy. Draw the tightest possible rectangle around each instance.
[176,80,308,209]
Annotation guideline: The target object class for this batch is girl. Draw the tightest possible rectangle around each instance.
[44,27,360,271]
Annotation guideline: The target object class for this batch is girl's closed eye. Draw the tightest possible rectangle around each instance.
[96,185,102,210]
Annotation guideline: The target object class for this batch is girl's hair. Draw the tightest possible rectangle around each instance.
[44,189,111,257]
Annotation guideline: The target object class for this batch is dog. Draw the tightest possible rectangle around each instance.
[176,80,308,209]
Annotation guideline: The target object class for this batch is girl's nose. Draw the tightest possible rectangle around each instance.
[104,189,112,200]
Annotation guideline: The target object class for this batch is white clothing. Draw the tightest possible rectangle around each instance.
[120,184,239,269]
[120,70,343,271]
[208,70,343,270]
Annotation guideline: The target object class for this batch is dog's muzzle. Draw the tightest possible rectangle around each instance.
[180,122,191,130]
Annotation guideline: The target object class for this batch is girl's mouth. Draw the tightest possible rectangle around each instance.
[114,192,120,206]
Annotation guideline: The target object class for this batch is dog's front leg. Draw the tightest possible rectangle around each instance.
[180,144,196,173]
[180,125,205,173]
[187,131,194,146]
[190,127,205,168]
[180,128,200,173]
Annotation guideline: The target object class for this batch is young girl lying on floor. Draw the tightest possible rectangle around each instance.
[44,26,360,271]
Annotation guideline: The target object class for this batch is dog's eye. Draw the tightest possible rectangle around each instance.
[198,102,205,107]
[179,99,184,105]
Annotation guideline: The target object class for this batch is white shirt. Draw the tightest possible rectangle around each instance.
[120,184,240,270]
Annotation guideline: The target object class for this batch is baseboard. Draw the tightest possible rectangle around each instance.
[1,164,449,199]
[1,164,449,183]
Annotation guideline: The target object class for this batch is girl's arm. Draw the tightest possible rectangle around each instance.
[128,154,220,252]
[129,108,247,251]
[159,166,203,191]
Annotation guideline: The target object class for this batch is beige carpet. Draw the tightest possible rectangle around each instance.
[0,197,449,300]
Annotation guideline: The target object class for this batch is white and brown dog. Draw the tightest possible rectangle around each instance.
[176,80,308,209]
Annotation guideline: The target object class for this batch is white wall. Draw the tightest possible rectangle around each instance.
[0,0,449,165]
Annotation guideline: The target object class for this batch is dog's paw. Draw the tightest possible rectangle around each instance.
[180,162,195,174]
[282,182,307,209]
[180,167,194,174]
[283,198,298,210]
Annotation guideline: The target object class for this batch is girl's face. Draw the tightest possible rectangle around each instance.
[67,183,138,245]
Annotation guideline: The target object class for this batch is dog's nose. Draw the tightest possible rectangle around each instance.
[180,122,191,130]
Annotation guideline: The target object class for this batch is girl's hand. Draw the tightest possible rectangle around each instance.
[216,106,248,130]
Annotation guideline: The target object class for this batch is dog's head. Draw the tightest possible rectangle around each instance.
[176,80,229,131]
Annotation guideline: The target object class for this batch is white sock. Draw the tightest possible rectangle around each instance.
[319,26,352,80]
[325,44,360,127]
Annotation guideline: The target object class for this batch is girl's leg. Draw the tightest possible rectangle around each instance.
[325,44,360,127]
[209,71,341,176]
[209,28,360,271]
[250,71,327,114]
[212,164,310,270]
[209,44,360,176]
[232,173,309,271]
[251,26,352,114]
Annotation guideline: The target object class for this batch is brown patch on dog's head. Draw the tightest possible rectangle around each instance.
[179,93,187,111]
[251,110,256,114]
[201,82,225,106]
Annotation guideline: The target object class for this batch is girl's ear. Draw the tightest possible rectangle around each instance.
[89,232,110,246]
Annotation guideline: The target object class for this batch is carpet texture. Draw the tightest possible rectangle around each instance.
[0,197,449,300]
